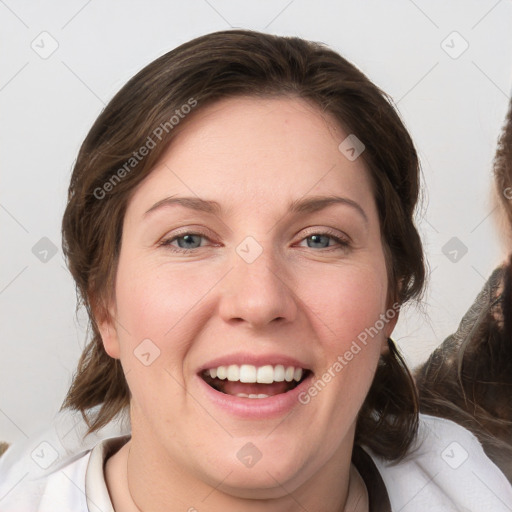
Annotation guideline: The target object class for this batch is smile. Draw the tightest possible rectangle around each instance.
[201,364,311,398]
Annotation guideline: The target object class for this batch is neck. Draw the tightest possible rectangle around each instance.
[105,432,368,512]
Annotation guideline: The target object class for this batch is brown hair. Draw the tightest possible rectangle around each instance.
[61,29,425,460]
[416,96,512,481]
[415,259,512,481]
[494,94,512,228]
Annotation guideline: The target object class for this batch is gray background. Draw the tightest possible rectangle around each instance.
[1,0,512,445]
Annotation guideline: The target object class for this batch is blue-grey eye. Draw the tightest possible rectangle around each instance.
[306,234,332,249]
[175,234,203,249]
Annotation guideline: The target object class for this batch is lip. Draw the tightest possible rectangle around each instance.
[196,370,314,419]
[197,352,312,373]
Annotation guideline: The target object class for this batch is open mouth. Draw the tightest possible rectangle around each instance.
[200,364,312,398]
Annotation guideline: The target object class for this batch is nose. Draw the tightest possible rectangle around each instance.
[217,242,298,329]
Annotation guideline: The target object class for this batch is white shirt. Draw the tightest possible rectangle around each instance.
[1,412,511,511]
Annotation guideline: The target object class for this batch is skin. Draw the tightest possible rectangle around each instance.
[99,96,397,512]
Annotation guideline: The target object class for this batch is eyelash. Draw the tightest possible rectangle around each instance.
[158,229,351,254]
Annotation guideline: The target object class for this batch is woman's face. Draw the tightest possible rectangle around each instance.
[99,96,396,498]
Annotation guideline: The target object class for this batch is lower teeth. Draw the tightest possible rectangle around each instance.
[235,393,270,399]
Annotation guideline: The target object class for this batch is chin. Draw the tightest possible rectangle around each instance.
[210,463,307,500]
[197,438,313,496]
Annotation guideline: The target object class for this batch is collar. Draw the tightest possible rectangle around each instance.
[84,437,389,511]
[352,445,391,512]
[85,435,130,512]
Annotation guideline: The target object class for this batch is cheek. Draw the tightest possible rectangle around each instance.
[298,263,388,405]
[111,259,217,415]
[302,262,388,347]
[113,258,217,358]
[277,264,389,460]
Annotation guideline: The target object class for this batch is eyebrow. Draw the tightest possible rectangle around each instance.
[145,196,222,216]
[144,195,368,223]
[289,195,368,223]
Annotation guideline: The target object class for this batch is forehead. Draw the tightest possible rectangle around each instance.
[170,95,345,159]
[126,95,374,218]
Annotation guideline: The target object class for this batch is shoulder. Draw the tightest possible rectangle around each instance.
[0,447,91,511]
[0,436,129,512]
[0,409,130,512]
[364,414,512,511]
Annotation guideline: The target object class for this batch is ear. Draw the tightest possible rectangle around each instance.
[380,302,400,355]
[92,295,121,359]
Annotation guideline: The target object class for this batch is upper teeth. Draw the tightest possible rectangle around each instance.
[205,364,304,384]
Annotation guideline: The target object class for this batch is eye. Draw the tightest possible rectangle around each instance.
[159,231,212,252]
[297,230,350,251]
[158,228,350,253]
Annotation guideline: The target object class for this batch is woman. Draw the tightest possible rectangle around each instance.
[0,29,510,511]
[416,93,512,484]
